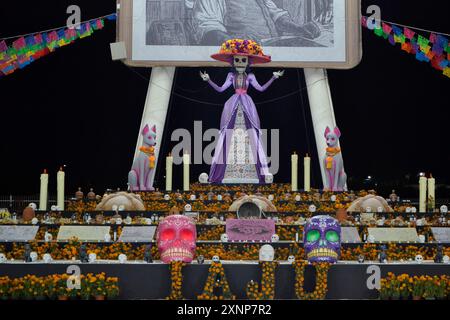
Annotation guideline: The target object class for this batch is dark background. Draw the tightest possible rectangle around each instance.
[0,0,449,198]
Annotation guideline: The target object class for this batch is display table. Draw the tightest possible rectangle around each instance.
[1,261,449,300]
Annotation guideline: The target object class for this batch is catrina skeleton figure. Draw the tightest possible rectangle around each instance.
[200,39,284,184]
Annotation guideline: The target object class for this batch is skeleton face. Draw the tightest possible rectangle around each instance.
[185,204,192,212]
[156,215,197,263]
[89,253,97,263]
[197,255,205,264]
[212,255,220,263]
[287,255,295,264]
[0,253,6,263]
[415,255,424,263]
[30,252,38,262]
[265,174,274,184]
[443,255,450,264]
[259,244,275,262]
[43,253,52,263]
[440,205,448,214]
[233,55,248,73]
[164,194,170,201]
[304,215,341,263]
[271,234,279,243]
[308,205,316,213]
[118,254,127,264]
[199,173,209,184]
[44,232,53,242]
[220,233,229,243]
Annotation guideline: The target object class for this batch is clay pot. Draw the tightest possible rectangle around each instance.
[336,208,348,223]
[22,207,35,222]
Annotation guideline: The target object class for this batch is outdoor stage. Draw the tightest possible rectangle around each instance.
[1,261,449,300]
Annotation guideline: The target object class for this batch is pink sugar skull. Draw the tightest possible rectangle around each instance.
[156,215,197,263]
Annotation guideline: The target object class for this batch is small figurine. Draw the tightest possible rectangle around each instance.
[75,187,84,201]
[197,255,205,264]
[87,188,96,201]
[24,244,32,263]
[434,244,444,263]
[144,245,153,263]
[389,190,398,203]
[358,254,365,264]
[379,245,388,263]
[79,244,89,263]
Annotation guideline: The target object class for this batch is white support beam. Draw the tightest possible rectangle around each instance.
[133,67,176,186]
[304,68,345,189]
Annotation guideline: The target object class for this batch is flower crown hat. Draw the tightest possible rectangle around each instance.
[211,39,271,65]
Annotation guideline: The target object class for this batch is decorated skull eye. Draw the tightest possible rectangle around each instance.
[161,228,176,241]
[326,230,339,242]
[235,58,240,63]
[306,230,320,242]
[180,228,194,241]
[242,57,247,63]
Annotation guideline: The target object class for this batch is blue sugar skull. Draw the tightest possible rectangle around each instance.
[304,215,341,263]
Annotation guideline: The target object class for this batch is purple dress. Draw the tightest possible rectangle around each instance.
[207,72,276,184]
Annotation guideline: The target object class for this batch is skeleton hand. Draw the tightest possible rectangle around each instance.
[273,70,285,79]
[200,71,210,82]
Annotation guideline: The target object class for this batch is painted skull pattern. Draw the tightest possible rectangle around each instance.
[303,215,341,263]
[156,215,197,263]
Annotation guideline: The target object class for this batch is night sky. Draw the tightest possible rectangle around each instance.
[0,0,449,198]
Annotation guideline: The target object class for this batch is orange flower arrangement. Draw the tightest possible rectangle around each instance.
[166,261,186,300]
[198,261,235,300]
[294,261,331,300]
[246,261,278,300]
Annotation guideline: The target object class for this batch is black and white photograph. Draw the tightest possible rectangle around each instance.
[145,0,335,48]
[131,0,349,64]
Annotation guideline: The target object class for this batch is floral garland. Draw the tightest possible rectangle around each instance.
[294,261,331,300]
[198,262,235,300]
[166,261,185,300]
[246,261,278,300]
[220,39,263,56]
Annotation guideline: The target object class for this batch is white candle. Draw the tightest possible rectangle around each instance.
[419,176,427,213]
[183,153,190,191]
[304,154,311,192]
[291,152,298,191]
[39,169,49,211]
[428,175,436,211]
[57,167,65,210]
[166,153,173,191]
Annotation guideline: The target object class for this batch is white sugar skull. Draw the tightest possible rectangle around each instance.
[295,195,301,202]
[440,205,448,214]
[118,254,127,263]
[265,174,274,184]
[405,207,412,213]
[220,233,229,243]
[89,253,97,263]
[184,204,192,212]
[43,253,52,263]
[415,255,424,263]
[443,255,450,264]
[30,252,38,262]
[377,207,383,213]
[411,207,417,214]
[308,205,316,213]
[190,195,196,201]
[0,253,6,263]
[164,194,170,201]
[217,195,223,201]
[418,235,426,243]
[44,232,53,242]
[104,233,111,242]
[268,195,274,201]
[233,55,249,73]
[31,217,39,225]
[199,173,209,184]
[271,234,279,243]
[330,195,337,202]
[287,255,295,264]
[50,205,57,211]
[212,255,220,263]
[28,203,37,211]
[259,244,275,262]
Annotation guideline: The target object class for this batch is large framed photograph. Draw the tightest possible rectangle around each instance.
[117,0,362,68]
